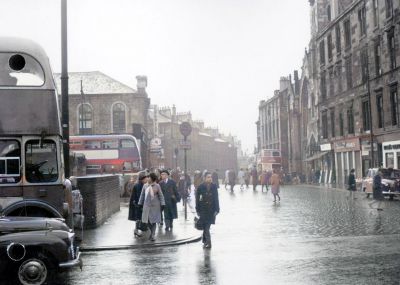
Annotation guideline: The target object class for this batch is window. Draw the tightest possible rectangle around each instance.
[390,87,398,126]
[376,93,384,128]
[329,67,334,96]
[0,140,21,184]
[25,140,58,183]
[330,108,335,137]
[121,139,136,149]
[373,0,379,27]
[386,0,393,18]
[112,103,126,133]
[388,29,396,70]
[320,71,327,100]
[84,140,101,149]
[335,26,342,54]
[344,19,351,48]
[322,111,328,139]
[336,61,343,93]
[328,34,333,61]
[327,5,332,22]
[339,112,344,136]
[345,56,353,89]
[374,41,382,76]
[360,48,368,84]
[347,105,354,134]
[358,6,367,36]
[102,140,118,149]
[78,104,93,135]
[319,40,326,65]
[362,100,371,131]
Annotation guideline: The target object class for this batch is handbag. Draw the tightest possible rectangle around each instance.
[194,216,204,231]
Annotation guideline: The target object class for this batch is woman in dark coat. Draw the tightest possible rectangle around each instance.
[128,172,148,237]
[369,169,384,211]
[196,172,220,249]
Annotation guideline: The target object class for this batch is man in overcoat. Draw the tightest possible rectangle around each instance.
[159,169,181,231]
[196,172,220,249]
[128,172,148,237]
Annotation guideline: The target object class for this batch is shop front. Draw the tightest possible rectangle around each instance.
[333,138,362,188]
[382,140,400,169]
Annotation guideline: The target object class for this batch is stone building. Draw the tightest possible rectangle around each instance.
[312,0,400,187]
[54,72,151,167]
[148,105,238,173]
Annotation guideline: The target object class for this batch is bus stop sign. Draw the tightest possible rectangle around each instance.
[180,122,192,137]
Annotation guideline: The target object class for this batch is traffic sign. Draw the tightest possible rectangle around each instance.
[180,122,192,137]
[179,140,191,150]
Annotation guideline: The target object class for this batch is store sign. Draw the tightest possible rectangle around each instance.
[320,143,332,151]
[150,138,162,153]
[334,138,360,152]
[383,140,400,151]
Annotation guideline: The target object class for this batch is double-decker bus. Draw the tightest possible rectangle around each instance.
[70,134,141,174]
[259,149,282,171]
[0,38,72,220]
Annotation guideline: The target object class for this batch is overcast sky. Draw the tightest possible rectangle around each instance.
[1,0,310,152]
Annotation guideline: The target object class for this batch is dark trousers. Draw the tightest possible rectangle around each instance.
[202,223,211,245]
[165,219,174,229]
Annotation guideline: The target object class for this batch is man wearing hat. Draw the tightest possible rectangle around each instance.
[128,171,148,237]
[159,169,181,231]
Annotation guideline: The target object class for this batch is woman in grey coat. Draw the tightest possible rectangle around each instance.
[138,172,166,241]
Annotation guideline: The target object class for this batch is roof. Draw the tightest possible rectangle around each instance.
[53,71,136,95]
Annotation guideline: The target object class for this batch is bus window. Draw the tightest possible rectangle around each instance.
[120,139,136,149]
[84,140,101,149]
[102,140,118,149]
[0,140,21,184]
[25,140,58,183]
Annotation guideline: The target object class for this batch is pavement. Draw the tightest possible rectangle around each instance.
[62,184,400,285]
[79,199,202,252]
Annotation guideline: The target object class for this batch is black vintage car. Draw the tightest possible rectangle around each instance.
[0,216,82,285]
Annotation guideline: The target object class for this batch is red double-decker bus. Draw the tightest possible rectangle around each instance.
[259,149,281,171]
[70,134,141,174]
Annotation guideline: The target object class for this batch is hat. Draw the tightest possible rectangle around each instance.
[160,169,170,175]
[138,171,148,180]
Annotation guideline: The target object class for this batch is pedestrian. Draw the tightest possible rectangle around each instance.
[159,169,181,231]
[196,172,220,249]
[228,169,236,192]
[224,169,229,189]
[212,169,220,188]
[244,168,250,189]
[270,169,281,203]
[260,170,269,192]
[138,172,166,241]
[369,169,384,211]
[251,167,258,191]
[128,172,148,237]
[238,168,245,190]
[194,170,202,191]
[347,168,357,200]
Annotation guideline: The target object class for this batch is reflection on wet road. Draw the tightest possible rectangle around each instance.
[63,185,400,284]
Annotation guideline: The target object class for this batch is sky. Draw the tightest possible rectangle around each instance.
[0,0,310,152]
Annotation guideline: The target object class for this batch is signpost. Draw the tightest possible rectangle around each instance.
[179,122,192,220]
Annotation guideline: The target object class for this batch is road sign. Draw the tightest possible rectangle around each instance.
[180,122,192,137]
[179,140,191,150]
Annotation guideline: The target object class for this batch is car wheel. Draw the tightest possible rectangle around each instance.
[18,257,48,285]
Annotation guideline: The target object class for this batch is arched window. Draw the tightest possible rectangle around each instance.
[112,103,126,133]
[78,104,93,135]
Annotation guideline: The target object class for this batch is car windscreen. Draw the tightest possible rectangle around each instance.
[25,139,58,183]
[0,140,21,184]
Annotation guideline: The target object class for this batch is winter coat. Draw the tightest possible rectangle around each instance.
[138,183,165,224]
[128,181,144,221]
[228,171,236,184]
[159,179,180,220]
[348,173,356,191]
[270,173,280,194]
[212,172,219,187]
[373,174,384,200]
[196,182,220,224]
[251,169,258,184]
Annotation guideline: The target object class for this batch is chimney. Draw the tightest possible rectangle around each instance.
[136,75,147,94]
[294,70,300,95]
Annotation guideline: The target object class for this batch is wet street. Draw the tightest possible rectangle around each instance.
[63,185,400,285]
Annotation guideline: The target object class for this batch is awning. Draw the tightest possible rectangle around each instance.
[304,151,329,162]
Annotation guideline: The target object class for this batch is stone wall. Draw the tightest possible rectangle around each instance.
[76,175,120,229]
